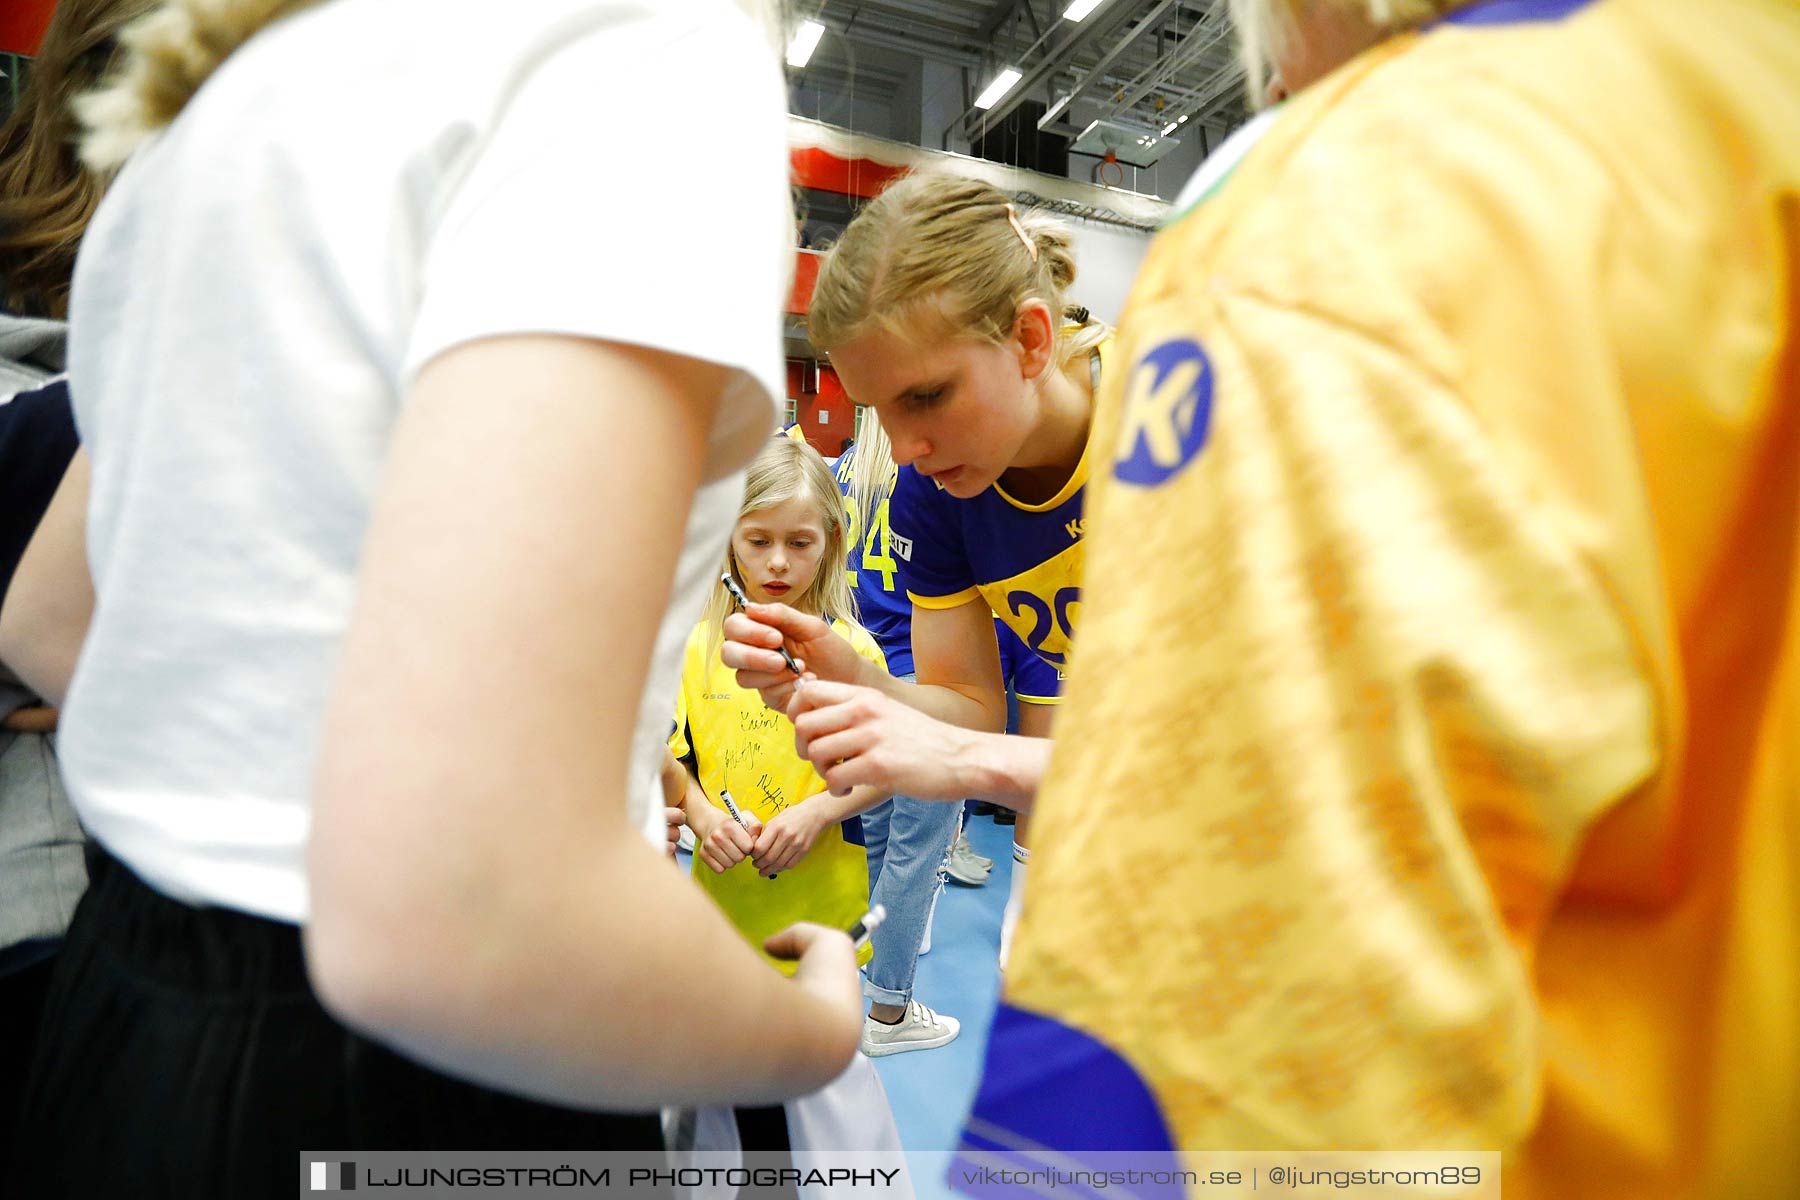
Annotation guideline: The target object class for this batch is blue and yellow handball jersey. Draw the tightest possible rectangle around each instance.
[996,617,1061,705]
[890,340,1109,684]
[834,449,915,676]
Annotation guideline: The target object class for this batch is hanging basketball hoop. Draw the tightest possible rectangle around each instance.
[1097,149,1125,188]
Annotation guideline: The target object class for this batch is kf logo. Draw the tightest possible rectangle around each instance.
[1114,338,1214,487]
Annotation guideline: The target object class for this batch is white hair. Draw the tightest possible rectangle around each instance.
[1229,0,1468,106]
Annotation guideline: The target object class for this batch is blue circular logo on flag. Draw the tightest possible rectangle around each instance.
[1113,338,1214,487]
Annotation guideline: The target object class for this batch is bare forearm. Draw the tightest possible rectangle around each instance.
[0,705,57,734]
[659,749,689,811]
[796,783,887,826]
[864,669,1006,734]
[957,732,1049,811]
[676,767,715,833]
[0,452,93,705]
[306,337,861,1110]
[308,819,855,1108]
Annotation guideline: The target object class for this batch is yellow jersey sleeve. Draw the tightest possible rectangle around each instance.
[907,587,981,612]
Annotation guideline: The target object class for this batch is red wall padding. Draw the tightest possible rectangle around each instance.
[789,146,908,200]
[0,0,55,55]
[787,360,853,457]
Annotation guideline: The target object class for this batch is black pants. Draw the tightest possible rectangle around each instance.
[6,847,665,1199]
[0,950,54,1186]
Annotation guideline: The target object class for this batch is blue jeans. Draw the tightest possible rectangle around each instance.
[860,675,961,1008]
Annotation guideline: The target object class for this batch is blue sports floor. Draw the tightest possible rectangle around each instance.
[871,814,1012,1124]
[870,813,1014,1200]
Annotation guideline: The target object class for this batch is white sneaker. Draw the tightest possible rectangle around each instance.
[861,1001,961,1057]
[946,835,991,885]
[962,833,994,870]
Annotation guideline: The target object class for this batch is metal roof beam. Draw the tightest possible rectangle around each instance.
[975,0,1027,42]
[1015,0,1181,134]
[829,20,983,69]
[1192,60,1251,122]
[1100,7,1230,117]
[849,0,986,34]
[955,0,1178,141]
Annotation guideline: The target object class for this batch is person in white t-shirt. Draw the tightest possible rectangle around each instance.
[0,1,861,1194]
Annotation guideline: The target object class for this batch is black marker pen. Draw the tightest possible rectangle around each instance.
[718,788,752,831]
[721,572,804,679]
[719,789,777,880]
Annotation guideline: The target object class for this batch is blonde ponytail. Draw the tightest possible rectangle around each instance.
[77,0,323,171]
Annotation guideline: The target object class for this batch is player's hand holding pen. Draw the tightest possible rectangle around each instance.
[784,678,984,801]
[720,595,876,714]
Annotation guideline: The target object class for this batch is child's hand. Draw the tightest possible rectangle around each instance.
[697,809,761,875]
[751,803,826,878]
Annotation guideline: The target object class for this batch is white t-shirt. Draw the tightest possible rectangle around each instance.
[61,0,789,922]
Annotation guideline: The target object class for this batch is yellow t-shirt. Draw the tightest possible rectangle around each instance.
[968,3,1800,1199]
[671,616,885,972]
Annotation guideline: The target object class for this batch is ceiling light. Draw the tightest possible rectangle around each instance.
[974,68,1023,110]
[786,19,825,68]
[1063,0,1109,21]
[1038,93,1073,128]
[1177,114,1189,123]
[1162,121,1179,135]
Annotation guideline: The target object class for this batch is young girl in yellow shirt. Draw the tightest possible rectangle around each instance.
[669,435,888,970]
